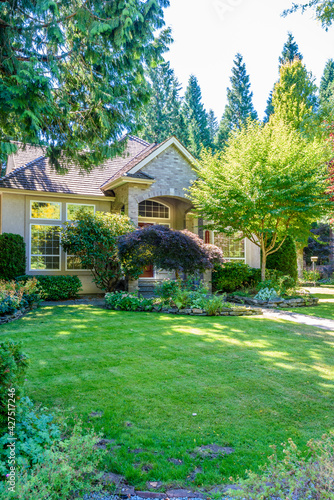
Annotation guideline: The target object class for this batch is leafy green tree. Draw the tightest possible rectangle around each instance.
[0,0,171,171]
[216,53,257,148]
[137,62,187,144]
[284,1,334,30]
[189,120,332,280]
[182,75,211,156]
[264,33,303,122]
[61,212,135,292]
[320,59,334,106]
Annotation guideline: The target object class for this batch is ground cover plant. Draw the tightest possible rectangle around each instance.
[1,306,333,491]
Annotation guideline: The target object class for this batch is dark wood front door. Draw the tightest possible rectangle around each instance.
[139,223,154,278]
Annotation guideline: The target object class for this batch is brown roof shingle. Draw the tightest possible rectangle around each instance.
[0,136,153,197]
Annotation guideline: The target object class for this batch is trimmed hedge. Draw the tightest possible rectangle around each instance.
[212,262,261,293]
[0,233,26,280]
[266,236,298,282]
[16,275,82,301]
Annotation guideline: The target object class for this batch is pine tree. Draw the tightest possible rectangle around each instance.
[320,59,334,106]
[182,75,211,157]
[279,32,303,66]
[207,109,219,145]
[264,33,303,122]
[137,62,187,144]
[216,54,257,148]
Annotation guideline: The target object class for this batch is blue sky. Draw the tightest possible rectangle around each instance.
[163,0,334,120]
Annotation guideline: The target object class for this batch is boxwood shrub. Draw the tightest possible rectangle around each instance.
[16,275,82,301]
[0,233,26,280]
[212,262,261,293]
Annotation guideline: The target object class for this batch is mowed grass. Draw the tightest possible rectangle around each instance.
[1,306,334,490]
[286,291,334,320]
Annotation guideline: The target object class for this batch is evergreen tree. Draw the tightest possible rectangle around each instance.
[264,33,303,123]
[271,59,318,132]
[216,54,258,148]
[0,0,171,172]
[279,32,303,66]
[320,59,334,106]
[207,109,219,145]
[137,62,187,144]
[182,75,211,157]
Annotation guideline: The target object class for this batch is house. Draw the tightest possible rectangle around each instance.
[0,136,260,293]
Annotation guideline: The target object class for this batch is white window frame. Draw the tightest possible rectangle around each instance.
[65,253,88,272]
[213,231,246,263]
[29,223,61,271]
[30,200,62,220]
[66,203,96,221]
[138,200,170,220]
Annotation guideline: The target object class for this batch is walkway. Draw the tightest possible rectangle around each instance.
[261,308,334,331]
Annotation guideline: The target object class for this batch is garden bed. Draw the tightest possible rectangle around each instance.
[106,302,261,317]
[227,294,319,309]
[0,305,32,325]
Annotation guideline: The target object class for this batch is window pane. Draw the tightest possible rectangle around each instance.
[214,232,245,260]
[67,204,95,221]
[31,201,61,220]
[67,255,85,270]
[138,200,169,219]
[30,225,60,270]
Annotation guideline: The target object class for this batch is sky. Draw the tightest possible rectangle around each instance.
[163,0,334,121]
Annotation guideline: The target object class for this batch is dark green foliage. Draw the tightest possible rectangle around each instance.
[0,397,61,475]
[264,90,275,123]
[0,0,171,172]
[267,236,298,281]
[105,292,156,312]
[216,54,258,149]
[0,233,26,280]
[61,212,135,292]
[207,109,219,144]
[182,75,211,156]
[17,275,82,301]
[279,32,303,65]
[304,222,331,265]
[212,262,261,293]
[320,59,334,105]
[0,341,29,431]
[137,62,187,144]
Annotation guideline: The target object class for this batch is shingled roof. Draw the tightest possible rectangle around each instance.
[0,136,155,197]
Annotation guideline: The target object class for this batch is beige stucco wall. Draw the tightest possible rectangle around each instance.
[0,191,112,294]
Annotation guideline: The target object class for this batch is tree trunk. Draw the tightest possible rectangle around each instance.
[261,253,266,281]
[296,244,304,279]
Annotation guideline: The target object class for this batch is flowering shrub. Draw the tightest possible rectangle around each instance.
[254,287,280,301]
[229,434,334,499]
[105,292,158,312]
[0,278,41,316]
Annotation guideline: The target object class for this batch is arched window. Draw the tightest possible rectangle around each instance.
[139,200,169,219]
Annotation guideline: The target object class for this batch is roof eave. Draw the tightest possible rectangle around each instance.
[101,177,156,191]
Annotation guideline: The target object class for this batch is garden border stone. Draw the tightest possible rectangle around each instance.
[0,306,31,325]
[227,294,319,309]
[106,304,261,317]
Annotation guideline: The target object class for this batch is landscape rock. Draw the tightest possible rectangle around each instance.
[166,489,204,498]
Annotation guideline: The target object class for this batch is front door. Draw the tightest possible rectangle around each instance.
[139,223,154,278]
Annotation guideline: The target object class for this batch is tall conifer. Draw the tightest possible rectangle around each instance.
[138,62,186,144]
[182,75,211,157]
[216,54,257,148]
[320,59,334,106]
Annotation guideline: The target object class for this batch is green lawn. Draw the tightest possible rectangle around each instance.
[1,305,334,491]
[286,292,334,320]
